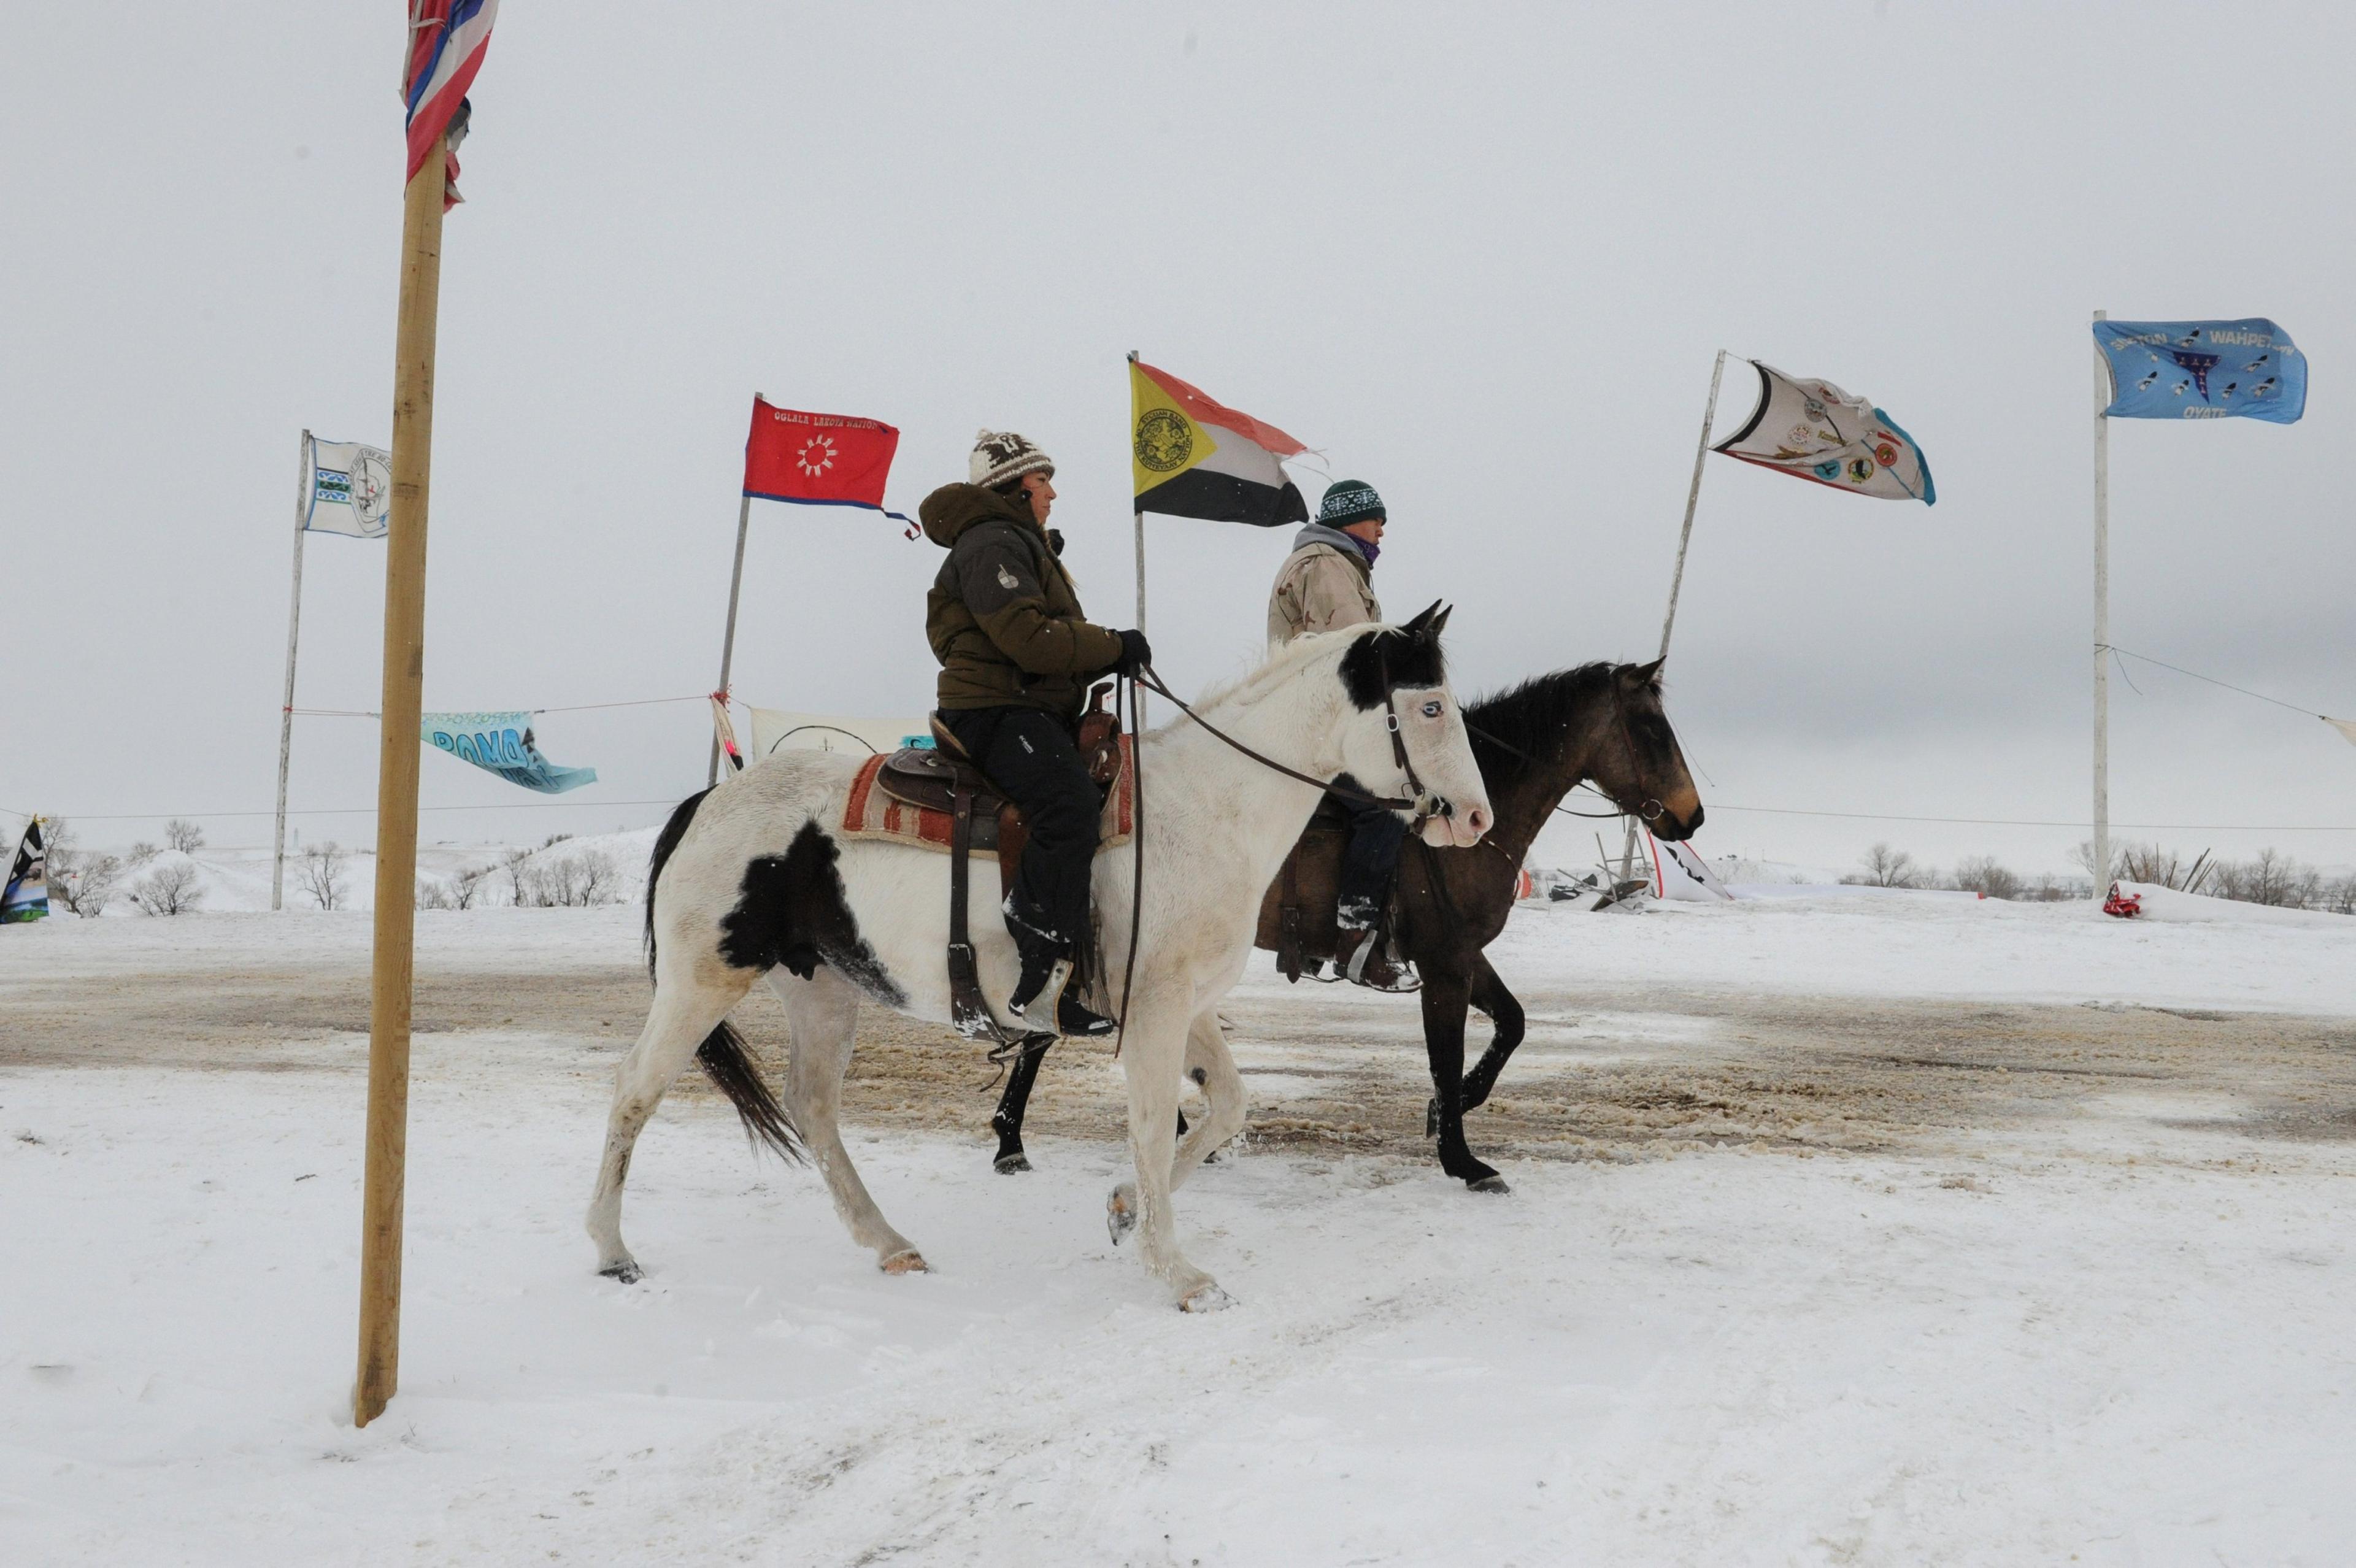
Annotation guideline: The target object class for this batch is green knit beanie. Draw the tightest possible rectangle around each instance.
[1317,480,1385,528]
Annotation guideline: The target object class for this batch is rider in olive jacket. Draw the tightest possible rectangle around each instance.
[920,430,1150,1036]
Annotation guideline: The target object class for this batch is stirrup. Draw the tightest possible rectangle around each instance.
[1340,929,1419,994]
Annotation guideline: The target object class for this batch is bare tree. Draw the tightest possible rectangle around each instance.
[126,841,160,867]
[2327,874,2356,917]
[1846,842,1923,889]
[450,864,494,910]
[299,842,351,910]
[502,846,534,905]
[415,875,456,911]
[1952,855,2024,901]
[522,848,622,908]
[163,818,206,854]
[42,818,123,917]
[2112,842,2215,895]
[130,861,205,916]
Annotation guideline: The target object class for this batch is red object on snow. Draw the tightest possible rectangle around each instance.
[2102,883,2143,918]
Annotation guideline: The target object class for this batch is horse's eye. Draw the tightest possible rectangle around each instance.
[1421,700,1443,718]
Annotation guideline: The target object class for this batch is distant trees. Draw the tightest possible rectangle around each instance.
[42,818,123,917]
[298,842,350,910]
[163,819,206,854]
[130,861,204,916]
[1951,855,2024,901]
[1846,842,1927,889]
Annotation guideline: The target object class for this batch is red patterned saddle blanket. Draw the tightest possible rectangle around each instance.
[840,736,1134,853]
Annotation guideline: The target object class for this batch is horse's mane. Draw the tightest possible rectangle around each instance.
[1463,663,1618,769]
[1179,622,1393,721]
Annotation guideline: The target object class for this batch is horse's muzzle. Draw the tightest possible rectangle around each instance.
[1651,803,1704,842]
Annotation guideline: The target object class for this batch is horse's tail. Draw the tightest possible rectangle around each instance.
[644,785,715,978]
[696,1018,805,1164]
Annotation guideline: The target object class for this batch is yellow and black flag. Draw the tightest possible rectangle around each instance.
[1130,358,1309,526]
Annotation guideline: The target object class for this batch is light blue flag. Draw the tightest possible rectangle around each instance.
[2095,319,2306,423]
[421,711,598,794]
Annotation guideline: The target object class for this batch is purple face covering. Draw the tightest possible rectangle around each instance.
[1354,536,1380,568]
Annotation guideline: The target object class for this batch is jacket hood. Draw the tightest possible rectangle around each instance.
[1291,521,1375,566]
[920,482,1030,548]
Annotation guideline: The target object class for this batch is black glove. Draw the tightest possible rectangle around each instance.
[1114,628,1153,677]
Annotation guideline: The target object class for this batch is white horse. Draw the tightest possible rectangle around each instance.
[587,605,1492,1311]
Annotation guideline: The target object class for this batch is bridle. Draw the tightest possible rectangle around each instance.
[1131,660,1456,826]
[1463,685,1685,828]
[1111,648,1455,1053]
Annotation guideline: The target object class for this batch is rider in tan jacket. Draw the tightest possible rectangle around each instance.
[1266,480,1414,990]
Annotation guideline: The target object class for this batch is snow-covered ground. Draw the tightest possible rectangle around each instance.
[6,896,2354,1566]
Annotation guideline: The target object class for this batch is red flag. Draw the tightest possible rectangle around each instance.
[742,397,913,534]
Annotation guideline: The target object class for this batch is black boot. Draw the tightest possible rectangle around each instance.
[1004,897,1114,1036]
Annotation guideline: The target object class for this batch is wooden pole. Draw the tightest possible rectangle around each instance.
[2092,309,2112,896]
[355,139,447,1429]
[706,490,754,787]
[272,433,313,912]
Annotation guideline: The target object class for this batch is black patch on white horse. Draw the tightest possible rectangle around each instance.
[718,822,909,1007]
[1339,602,1450,710]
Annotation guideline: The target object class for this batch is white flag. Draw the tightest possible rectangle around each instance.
[302,434,392,537]
[2329,717,2356,748]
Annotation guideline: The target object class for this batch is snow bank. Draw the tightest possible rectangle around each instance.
[2108,880,2356,930]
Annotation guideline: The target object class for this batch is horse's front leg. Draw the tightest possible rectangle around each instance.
[1458,952,1526,1114]
[1420,964,1507,1193]
[1105,988,1230,1310]
[989,1036,1053,1173]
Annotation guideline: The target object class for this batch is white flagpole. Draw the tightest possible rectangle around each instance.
[2092,310,2112,895]
[272,432,312,912]
[707,490,754,788]
[1620,351,1729,880]
[1657,349,1730,661]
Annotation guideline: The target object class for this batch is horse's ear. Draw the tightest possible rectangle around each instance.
[1401,599,1443,636]
[1427,603,1453,639]
[1620,657,1666,691]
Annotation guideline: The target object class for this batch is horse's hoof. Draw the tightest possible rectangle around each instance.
[598,1259,644,1284]
[1179,1282,1236,1314]
[879,1250,930,1275]
[1106,1186,1137,1245]
[994,1151,1032,1174]
[1467,1174,1511,1195]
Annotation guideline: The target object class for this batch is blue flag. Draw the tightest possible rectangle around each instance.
[2095,319,2306,423]
[421,711,598,794]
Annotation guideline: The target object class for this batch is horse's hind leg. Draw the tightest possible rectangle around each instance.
[768,969,926,1273]
[990,1037,1052,1174]
[587,961,756,1280]
[1420,963,1507,1193]
[1169,1009,1245,1193]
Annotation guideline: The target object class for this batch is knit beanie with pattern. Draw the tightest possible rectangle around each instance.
[970,429,1056,491]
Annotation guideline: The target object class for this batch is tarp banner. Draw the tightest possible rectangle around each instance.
[302,434,393,537]
[421,711,597,794]
[2330,717,2356,748]
[1714,361,1934,504]
[2093,318,2306,423]
[3,819,49,923]
[1649,830,1734,902]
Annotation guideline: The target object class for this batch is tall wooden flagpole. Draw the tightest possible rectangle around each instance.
[355,133,447,1429]
[707,487,755,788]
[272,433,314,912]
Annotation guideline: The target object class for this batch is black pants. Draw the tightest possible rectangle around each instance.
[942,706,1100,948]
[1332,772,1408,931]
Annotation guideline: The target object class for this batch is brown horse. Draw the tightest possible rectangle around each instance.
[987,659,1703,1190]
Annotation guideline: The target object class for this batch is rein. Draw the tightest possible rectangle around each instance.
[1463,707,1672,824]
[1134,665,1444,818]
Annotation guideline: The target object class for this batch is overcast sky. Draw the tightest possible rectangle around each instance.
[6,2,2352,878]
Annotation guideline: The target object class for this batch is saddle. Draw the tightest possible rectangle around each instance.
[1255,796,1353,984]
[876,685,1123,1042]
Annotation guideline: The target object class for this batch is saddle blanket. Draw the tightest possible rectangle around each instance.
[840,736,1134,853]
